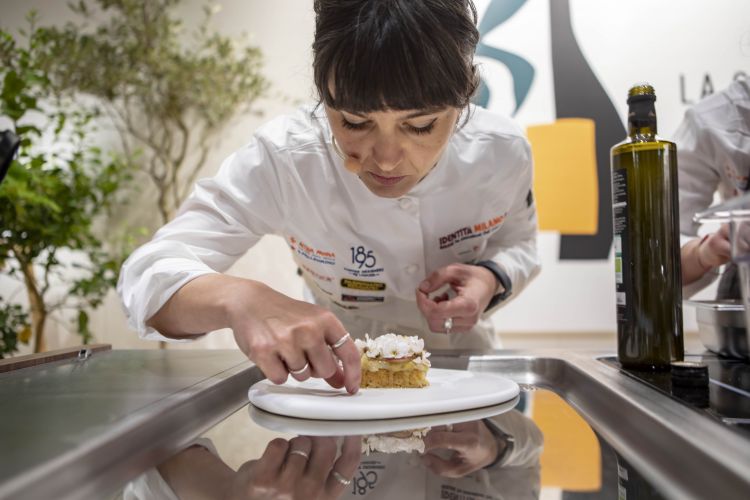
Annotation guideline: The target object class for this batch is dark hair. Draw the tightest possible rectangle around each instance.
[313,0,479,113]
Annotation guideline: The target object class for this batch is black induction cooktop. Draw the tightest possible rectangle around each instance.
[601,354,750,436]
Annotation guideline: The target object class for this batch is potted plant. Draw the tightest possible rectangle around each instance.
[0,16,136,355]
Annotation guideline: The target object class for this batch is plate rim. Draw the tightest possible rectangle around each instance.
[248,368,520,421]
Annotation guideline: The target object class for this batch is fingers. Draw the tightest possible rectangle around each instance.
[423,429,467,453]
[326,436,361,496]
[242,307,359,392]
[700,231,733,268]
[421,454,468,478]
[419,266,459,294]
[416,264,489,334]
[282,353,312,382]
[255,438,289,479]
[306,342,339,380]
[416,289,478,333]
[306,437,338,481]
[324,328,361,395]
[256,353,290,385]
[280,436,312,482]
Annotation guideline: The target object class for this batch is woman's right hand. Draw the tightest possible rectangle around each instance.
[227,436,361,500]
[682,224,731,286]
[225,279,361,394]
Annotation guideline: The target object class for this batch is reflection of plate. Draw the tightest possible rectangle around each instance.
[248,397,520,436]
[248,368,519,420]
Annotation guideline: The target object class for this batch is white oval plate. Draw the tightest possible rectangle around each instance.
[248,396,520,436]
[248,368,520,420]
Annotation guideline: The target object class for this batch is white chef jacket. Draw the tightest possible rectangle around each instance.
[342,410,543,500]
[117,104,539,350]
[120,411,543,500]
[676,78,750,296]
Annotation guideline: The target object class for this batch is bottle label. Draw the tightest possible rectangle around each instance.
[612,169,631,324]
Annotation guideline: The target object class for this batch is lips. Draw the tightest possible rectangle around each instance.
[368,172,406,186]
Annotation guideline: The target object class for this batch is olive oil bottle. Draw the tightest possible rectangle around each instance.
[611,83,684,370]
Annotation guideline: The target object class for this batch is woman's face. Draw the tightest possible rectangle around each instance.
[325,105,460,198]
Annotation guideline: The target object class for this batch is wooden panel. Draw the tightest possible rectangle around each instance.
[0,344,111,373]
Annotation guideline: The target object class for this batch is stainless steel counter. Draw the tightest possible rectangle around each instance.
[0,350,254,500]
[1,349,749,499]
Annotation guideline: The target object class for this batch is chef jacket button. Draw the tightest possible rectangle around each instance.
[405,264,419,274]
[398,197,413,210]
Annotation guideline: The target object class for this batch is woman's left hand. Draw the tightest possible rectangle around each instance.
[421,421,501,478]
[415,263,498,334]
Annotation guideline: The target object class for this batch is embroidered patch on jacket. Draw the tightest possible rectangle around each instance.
[341,294,385,303]
[438,213,507,249]
[340,278,386,291]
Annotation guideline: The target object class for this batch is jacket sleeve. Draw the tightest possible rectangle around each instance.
[479,137,540,314]
[676,107,723,238]
[117,138,287,340]
[676,106,725,298]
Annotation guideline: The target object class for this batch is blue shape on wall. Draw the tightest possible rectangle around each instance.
[474,0,535,115]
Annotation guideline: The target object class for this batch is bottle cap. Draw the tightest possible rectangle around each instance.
[627,83,656,104]
[670,361,709,387]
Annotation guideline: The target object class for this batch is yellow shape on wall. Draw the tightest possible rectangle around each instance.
[532,390,602,491]
[527,118,599,234]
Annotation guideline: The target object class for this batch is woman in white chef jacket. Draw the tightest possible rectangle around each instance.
[118,0,540,393]
[678,78,750,297]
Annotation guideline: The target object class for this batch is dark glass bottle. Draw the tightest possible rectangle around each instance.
[611,83,684,370]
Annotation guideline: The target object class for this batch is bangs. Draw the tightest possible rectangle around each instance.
[314,1,478,113]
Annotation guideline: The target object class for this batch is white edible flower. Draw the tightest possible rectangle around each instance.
[361,332,428,359]
[354,338,367,354]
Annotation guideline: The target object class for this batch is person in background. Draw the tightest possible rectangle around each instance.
[118,0,539,393]
[678,78,750,297]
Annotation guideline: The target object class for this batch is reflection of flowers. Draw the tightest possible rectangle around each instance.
[474,0,535,115]
[362,428,431,455]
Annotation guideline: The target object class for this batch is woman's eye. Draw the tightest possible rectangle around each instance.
[406,119,437,135]
[341,118,369,131]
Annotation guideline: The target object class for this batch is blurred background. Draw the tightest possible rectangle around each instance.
[1,0,748,357]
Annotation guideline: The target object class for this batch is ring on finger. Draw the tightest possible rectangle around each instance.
[289,362,310,376]
[331,332,351,350]
[332,470,351,486]
[289,449,309,459]
[443,317,453,334]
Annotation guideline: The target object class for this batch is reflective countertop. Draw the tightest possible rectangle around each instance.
[2,349,750,500]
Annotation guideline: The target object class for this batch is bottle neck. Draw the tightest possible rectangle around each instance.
[627,98,657,139]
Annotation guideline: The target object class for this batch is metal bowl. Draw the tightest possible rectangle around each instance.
[686,299,748,359]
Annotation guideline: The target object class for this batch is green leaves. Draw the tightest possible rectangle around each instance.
[36,0,268,223]
[0,18,137,352]
[0,298,29,358]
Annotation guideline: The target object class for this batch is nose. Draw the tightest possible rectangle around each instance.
[371,134,404,172]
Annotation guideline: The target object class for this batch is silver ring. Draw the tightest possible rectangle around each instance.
[331,332,351,350]
[332,470,351,486]
[443,317,453,334]
[445,423,453,432]
[289,449,309,459]
[289,362,309,376]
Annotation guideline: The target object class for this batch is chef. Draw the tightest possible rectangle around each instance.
[118,0,540,394]
[678,77,750,297]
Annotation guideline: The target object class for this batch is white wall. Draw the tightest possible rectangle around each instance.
[2,0,747,354]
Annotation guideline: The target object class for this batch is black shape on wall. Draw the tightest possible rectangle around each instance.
[550,0,626,260]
